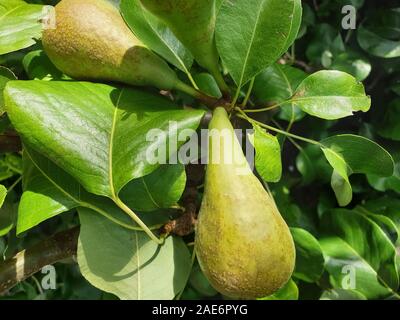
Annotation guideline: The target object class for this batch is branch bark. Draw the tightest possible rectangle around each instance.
[0,227,79,295]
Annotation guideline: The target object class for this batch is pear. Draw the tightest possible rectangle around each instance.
[140,0,229,93]
[195,107,295,299]
[42,0,191,92]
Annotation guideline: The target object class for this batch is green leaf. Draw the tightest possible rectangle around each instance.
[378,100,400,141]
[0,3,44,55]
[18,146,153,235]
[291,70,371,120]
[320,236,396,300]
[77,208,192,300]
[290,228,324,283]
[320,289,367,300]
[0,66,17,115]
[120,0,193,73]
[193,73,222,99]
[249,124,282,183]
[329,51,371,82]
[216,0,302,87]
[321,209,399,295]
[259,279,298,300]
[5,81,205,198]
[253,63,307,122]
[0,184,6,208]
[22,49,67,81]
[120,164,186,212]
[295,144,332,185]
[362,197,400,243]
[358,27,400,58]
[320,134,394,206]
[0,201,16,237]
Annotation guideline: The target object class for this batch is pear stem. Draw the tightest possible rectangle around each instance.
[211,69,231,98]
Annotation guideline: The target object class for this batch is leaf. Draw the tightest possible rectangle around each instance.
[321,209,399,296]
[259,279,298,300]
[120,164,186,212]
[77,208,192,300]
[290,228,324,283]
[216,0,302,87]
[120,0,193,73]
[368,154,400,194]
[320,289,367,300]
[358,27,400,59]
[0,184,6,208]
[253,63,307,122]
[378,100,400,141]
[295,144,332,185]
[0,3,44,55]
[0,66,17,115]
[193,73,222,99]
[22,49,67,81]
[0,201,16,237]
[18,146,158,235]
[280,0,303,55]
[291,70,371,120]
[320,134,394,206]
[330,51,371,82]
[249,124,282,183]
[361,197,400,242]
[4,81,205,198]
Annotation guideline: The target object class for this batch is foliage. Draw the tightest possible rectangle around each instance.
[0,0,399,300]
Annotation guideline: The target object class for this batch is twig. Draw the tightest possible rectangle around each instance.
[160,164,204,236]
[0,227,79,295]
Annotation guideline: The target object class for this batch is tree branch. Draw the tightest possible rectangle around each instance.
[0,227,79,295]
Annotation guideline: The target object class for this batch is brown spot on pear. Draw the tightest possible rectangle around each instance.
[42,0,179,90]
[195,107,295,299]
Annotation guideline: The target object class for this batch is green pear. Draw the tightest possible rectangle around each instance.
[42,0,190,92]
[195,107,295,299]
[140,0,229,93]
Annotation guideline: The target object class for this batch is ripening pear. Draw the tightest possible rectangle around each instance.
[140,0,228,92]
[42,0,188,91]
[195,107,295,299]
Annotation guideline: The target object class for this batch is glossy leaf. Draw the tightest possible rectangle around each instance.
[290,228,324,283]
[253,63,307,122]
[249,125,282,183]
[4,81,205,198]
[291,71,371,120]
[0,184,6,208]
[120,164,186,212]
[358,27,400,58]
[321,209,399,294]
[22,49,67,81]
[0,3,44,55]
[216,0,302,87]
[0,66,17,115]
[320,134,394,206]
[193,73,222,99]
[18,147,160,234]
[120,0,193,73]
[77,208,192,300]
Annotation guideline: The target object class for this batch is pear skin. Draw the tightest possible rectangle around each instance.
[42,0,178,90]
[140,0,227,91]
[195,107,295,299]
